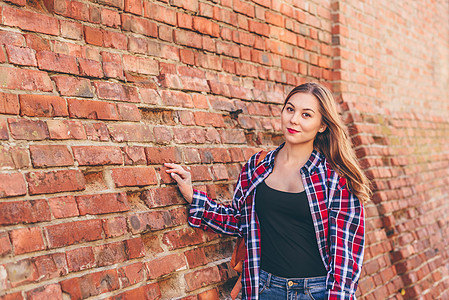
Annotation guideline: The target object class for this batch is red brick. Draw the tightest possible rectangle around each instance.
[146,253,186,279]
[0,293,22,300]
[193,17,220,37]
[78,58,104,78]
[83,26,103,46]
[144,147,181,164]
[10,227,45,255]
[109,283,160,300]
[26,283,62,300]
[19,94,68,118]
[72,146,123,166]
[177,12,193,30]
[160,90,194,108]
[101,8,121,27]
[0,232,12,257]
[95,81,139,102]
[0,93,19,115]
[59,19,83,40]
[171,0,198,12]
[0,120,8,140]
[185,248,207,268]
[103,30,127,50]
[184,266,221,291]
[173,127,207,144]
[124,237,146,259]
[0,173,26,198]
[45,219,102,248]
[118,262,146,287]
[0,146,28,169]
[47,120,86,140]
[32,252,68,282]
[64,269,120,298]
[52,76,94,97]
[5,45,37,66]
[26,169,85,195]
[198,289,220,300]
[129,207,187,234]
[140,187,185,208]
[3,6,59,36]
[121,146,146,165]
[48,195,79,218]
[123,55,158,76]
[144,2,176,25]
[162,227,206,250]
[174,30,202,49]
[76,192,130,215]
[102,216,127,238]
[107,123,153,142]
[93,241,127,266]
[68,98,119,120]
[36,51,79,75]
[66,247,95,272]
[111,167,157,187]
[0,199,50,225]
[0,66,52,92]
[121,14,158,37]
[30,145,74,168]
[124,0,143,14]
[84,122,110,141]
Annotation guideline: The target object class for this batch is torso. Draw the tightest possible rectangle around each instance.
[264,150,306,193]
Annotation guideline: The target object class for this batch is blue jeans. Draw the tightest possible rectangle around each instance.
[259,269,327,300]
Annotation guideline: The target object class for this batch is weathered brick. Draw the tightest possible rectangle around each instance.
[19,94,68,118]
[60,269,120,298]
[59,19,83,40]
[36,51,79,75]
[93,241,127,266]
[45,219,102,248]
[0,66,53,92]
[173,127,207,144]
[193,17,220,37]
[124,0,143,15]
[171,0,198,12]
[4,258,39,287]
[145,147,181,164]
[121,14,158,37]
[184,247,207,268]
[0,232,12,257]
[10,227,45,255]
[102,217,127,238]
[144,2,176,26]
[121,146,146,165]
[109,283,160,300]
[0,93,19,115]
[84,26,103,46]
[66,246,95,272]
[184,266,221,291]
[111,167,157,187]
[52,76,94,97]
[128,207,187,234]
[103,30,127,50]
[0,173,26,198]
[32,252,68,282]
[162,227,206,250]
[84,122,110,141]
[146,253,186,279]
[47,120,86,140]
[118,262,146,287]
[124,237,146,259]
[123,55,159,76]
[76,192,130,215]
[5,45,37,66]
[73,146,123,166]
[26,169,85,195]
[95,82,139,102]
[107,123,153,142]
[48,195,79,218]
[3,6,59,36]
[0,199,50,225]
[68,98,119,120]
[139,187,185,208]
[30,145,74,168]
[101,8,121,27]
[117,103,141,121]
[174,30,202,49]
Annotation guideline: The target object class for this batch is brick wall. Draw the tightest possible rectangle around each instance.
[0,0,447,299]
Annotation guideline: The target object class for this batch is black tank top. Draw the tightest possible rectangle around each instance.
[255,179,327,278]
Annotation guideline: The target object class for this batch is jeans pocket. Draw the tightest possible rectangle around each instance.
[307,285,326,300]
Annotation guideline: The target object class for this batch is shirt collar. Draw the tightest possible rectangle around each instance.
[265,142,324,175]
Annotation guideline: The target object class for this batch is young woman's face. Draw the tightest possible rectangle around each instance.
[281,92,326,147]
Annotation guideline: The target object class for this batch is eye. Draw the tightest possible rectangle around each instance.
[302,112,311,118]
[286,106,294,112]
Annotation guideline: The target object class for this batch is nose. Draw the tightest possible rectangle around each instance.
[290,112,301,124]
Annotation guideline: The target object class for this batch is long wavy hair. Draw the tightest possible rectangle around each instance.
[283,82,371,204]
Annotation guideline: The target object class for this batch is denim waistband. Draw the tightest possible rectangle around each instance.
[259,269,327,290]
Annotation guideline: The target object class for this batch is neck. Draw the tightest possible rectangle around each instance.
[279,141,314,166]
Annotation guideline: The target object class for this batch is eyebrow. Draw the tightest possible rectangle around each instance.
[286,102,315,113]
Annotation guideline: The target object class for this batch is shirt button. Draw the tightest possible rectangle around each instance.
[288,281,294,287]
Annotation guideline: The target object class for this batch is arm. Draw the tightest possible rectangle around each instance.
[327,183,365,300]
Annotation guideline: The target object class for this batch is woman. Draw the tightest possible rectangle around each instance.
[165,82,370,300]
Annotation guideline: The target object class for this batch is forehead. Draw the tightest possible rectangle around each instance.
[285,93,320,109]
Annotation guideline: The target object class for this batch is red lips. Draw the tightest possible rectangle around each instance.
[287,128,299,134]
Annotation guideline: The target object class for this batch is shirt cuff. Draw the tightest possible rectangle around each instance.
[187,189,208,228]
[327,289,354,300]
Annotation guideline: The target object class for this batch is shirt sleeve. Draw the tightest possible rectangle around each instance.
[326,183,365,300]
[187,156,252,237]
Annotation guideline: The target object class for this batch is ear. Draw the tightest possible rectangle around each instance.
[318,124,327,133]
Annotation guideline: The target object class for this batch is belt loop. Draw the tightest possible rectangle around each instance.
[303,278,307,290]
[266,272,272,288]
